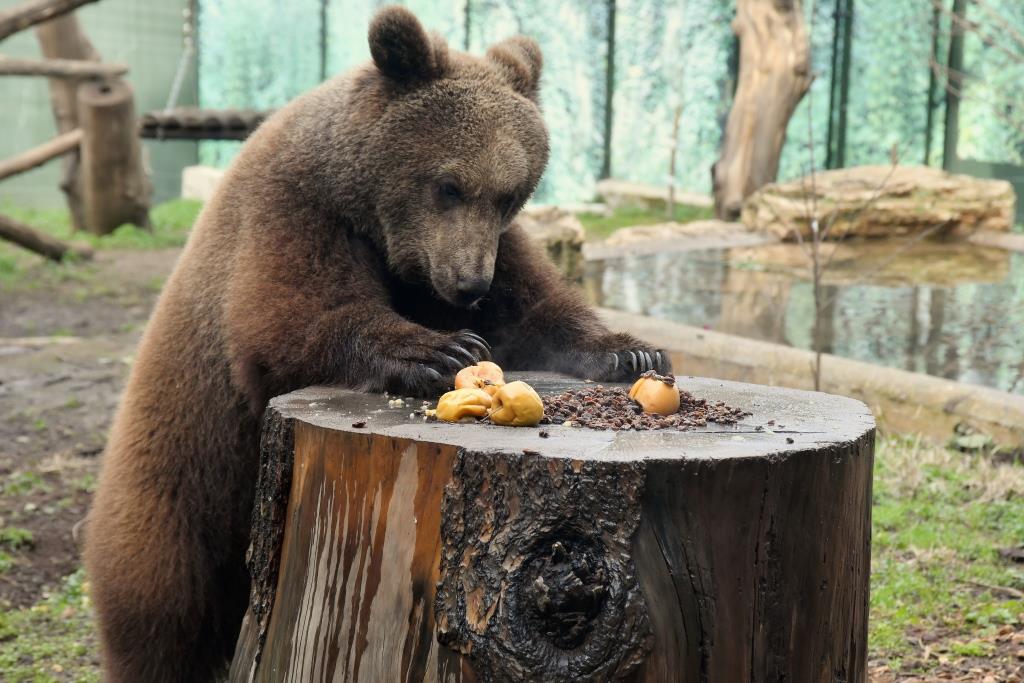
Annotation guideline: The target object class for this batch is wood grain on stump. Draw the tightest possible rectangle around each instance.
[230,374,875,683]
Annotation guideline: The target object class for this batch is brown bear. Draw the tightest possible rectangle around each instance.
[84,6,670,681]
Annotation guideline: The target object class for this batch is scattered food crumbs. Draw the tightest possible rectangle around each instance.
[538,430,550,438]
[786,437,795,444]
[388,398,405,408]
[351,421,366,428]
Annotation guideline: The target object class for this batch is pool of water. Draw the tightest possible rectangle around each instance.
[585,239,1024,395]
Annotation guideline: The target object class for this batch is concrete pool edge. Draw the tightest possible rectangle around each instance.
[598,308,1024,446]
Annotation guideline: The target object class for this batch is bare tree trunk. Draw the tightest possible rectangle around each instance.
[712,0,812,220]
[35,14,100,232]
[666,104,683,220]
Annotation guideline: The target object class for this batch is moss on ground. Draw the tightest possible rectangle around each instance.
[869,434,1024,672]
[577,203,715,240]
[0,570,98,682]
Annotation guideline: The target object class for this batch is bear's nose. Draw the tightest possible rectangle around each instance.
[454,276,491,306]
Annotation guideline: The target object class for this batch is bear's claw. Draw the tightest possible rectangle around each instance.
[604,348,671,381]
[456,330,492,360]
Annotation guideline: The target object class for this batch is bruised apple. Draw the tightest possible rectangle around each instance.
[454,361,505,396]
[489,381,544,427]
[435,387,492,423]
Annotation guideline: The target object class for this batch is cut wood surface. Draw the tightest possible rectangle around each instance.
[77,79,151,234]
[0,212,92,261]
[712,0,812,220]
[35,14,100,231]
[0,128,81,181]
[0,0,99,42]
[230,374,875,682]
[0,55,126,78]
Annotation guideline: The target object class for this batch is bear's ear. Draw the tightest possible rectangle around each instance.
[369,5,448,83]
[486,36,543,101]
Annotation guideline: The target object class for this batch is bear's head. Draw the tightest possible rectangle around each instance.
[363,6,549,308]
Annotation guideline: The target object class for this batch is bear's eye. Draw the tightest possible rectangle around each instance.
[437,181,463,208]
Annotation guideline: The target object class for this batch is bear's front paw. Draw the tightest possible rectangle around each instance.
[387,329,491,397]
[591,347,672,383]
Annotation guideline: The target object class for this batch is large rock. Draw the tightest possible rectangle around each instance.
[517,205,586,282]
[742,165,1016,241]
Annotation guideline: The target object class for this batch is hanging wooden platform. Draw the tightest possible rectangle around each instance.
[229,373,875,682]
[139,107,271,141]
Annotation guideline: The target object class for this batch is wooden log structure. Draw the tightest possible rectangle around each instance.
[711,0,813,221]
[0,55,127,79]
[0,212,92,261]
[77,79,151,234]
[230,374,875,682]
[0,128,81,181]
[35,13,101,231]
[0,0,99,43]
[139,107,272,141]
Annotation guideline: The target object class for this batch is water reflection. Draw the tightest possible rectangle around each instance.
[586,240,1024,395]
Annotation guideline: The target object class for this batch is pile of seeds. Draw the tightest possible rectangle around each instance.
[540,384,749,431]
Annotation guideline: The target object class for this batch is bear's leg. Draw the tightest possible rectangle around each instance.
[86,471,250,682]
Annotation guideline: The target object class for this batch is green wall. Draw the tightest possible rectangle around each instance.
[0,0,198,210]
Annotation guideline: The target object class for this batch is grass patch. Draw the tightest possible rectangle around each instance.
[0,199,201,288]
[577,203,714,241]
[0,199,201,251]
[0,570,98,682]
[0,527,34,551]
[869,434,1024,665]
[2,471,50,496]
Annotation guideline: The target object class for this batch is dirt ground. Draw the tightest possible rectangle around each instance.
[0,248,181,608]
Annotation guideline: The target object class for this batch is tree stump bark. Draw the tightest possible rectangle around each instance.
[711,0,812,221]
[230,374,874,682]
[77,79,151,234]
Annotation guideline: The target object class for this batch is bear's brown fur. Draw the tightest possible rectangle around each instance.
[84,6,669,681]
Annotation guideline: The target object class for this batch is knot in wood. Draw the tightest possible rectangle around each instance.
[525,539,608,649]
[436,450,652,682]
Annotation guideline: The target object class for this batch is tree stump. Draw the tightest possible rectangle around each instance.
[230,374,875,683]
[76,79,151,234]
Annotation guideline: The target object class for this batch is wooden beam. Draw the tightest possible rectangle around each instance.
[0,0,100,42]
[0,213,92,261]
[0,128,81,181]
[0,55,127,78]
